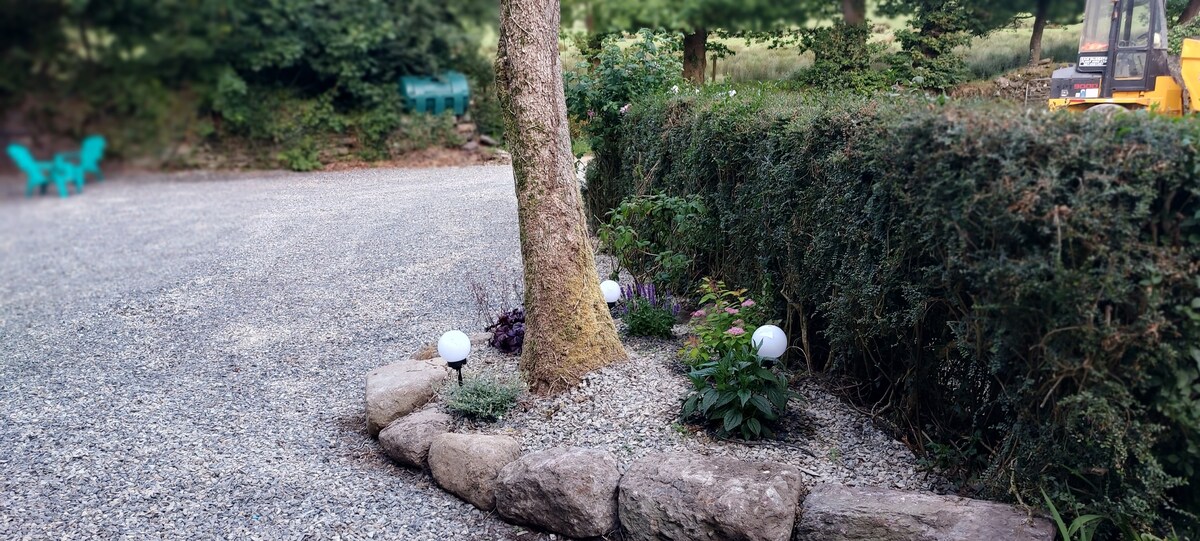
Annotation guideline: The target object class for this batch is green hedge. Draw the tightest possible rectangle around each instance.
[591,92,1200,534]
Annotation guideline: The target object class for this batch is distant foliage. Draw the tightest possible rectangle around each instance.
[564,30,684,224]
[601,91,1200,536]
[793,22,891,92]
[0,0,495,164]
[486,308,525,355]
[441,374,526,422]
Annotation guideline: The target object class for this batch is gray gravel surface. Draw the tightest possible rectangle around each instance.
[0,167,538,540]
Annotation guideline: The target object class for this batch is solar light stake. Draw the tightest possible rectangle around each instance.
[600,280,621,309]
[752,325,787,368]
[438,330,471,386]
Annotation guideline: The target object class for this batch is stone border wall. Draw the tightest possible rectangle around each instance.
[366,359,1055,541]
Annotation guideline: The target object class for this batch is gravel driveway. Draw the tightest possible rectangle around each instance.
[0,167,532,540]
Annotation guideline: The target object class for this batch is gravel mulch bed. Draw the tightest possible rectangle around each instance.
[451,327,943,493]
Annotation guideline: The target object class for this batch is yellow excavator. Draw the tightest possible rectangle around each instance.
[1048,0,1200,114]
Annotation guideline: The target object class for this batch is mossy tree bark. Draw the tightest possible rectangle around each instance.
[495,0,627,393]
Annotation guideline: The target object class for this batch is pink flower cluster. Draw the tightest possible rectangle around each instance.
[726,327,746,336]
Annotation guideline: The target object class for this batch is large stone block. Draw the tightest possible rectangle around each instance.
[364,360,447,437]
[378,408,452,468]
[619,452,803,541]
[428,433,521,510]
[495,447,620,538]
[796,483,1056,541]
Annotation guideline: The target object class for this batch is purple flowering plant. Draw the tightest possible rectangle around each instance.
[617,282,681,338]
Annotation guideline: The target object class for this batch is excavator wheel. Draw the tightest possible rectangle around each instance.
[1085,103,1129,116]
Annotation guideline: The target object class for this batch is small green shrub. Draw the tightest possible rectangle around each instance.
[625,298,677,338]
[681,346,793,440]
[441,374,526,422]
[278,139,322,172]
[681,278,767,366]
[598,193,708,291]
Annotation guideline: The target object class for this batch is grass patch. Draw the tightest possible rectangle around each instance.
[962,24,1081,80]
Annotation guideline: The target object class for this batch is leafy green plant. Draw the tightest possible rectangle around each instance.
[598,194,708,291]
[278,139,322,172]
[1043,489,1106,541]
[625,298,677,338]
[441,374,526,422]
[682,278,767,366]
[681,346,793,440]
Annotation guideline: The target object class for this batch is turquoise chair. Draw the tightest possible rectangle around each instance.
[58,135,105,185]
[6,144,75,198]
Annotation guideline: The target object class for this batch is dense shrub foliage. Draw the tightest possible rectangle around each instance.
[598,193,708,291]
[597,92,1200,535]
[565,30,684,225]
[0,0,498,167]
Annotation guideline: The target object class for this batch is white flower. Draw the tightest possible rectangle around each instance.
[728,89,737,97]
[671,85,680,94]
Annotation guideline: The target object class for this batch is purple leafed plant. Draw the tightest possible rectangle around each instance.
[486,308,525,355]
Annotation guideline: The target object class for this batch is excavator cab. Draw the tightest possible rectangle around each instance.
[1049,0,1186,113]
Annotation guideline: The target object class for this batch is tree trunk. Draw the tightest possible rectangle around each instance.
[1182,0,1200,25]
[842,0,866,25]
[495,0,627,393]
[1028,0,1050,65]
[683,28,708,84]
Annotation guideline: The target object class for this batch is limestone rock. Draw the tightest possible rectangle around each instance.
[364,360,447,437]
[469,332,492,347]
[619,452,803,541]
[410,343,438,360]
[378,408,452,468]
[495,447,620,538]
[796,483,1055,541]
[428,433,521,510]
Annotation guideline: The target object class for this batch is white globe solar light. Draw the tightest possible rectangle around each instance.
[438,330,471,385]
[600,280,621,306]
[753,325,788,359]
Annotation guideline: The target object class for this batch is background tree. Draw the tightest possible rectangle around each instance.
[567,0,818,84]
[1176,0,1200,24]
[1020,0,1085,65]
[842,0,867,25]
[496,0,628,392]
